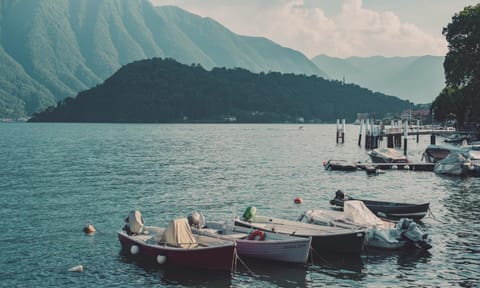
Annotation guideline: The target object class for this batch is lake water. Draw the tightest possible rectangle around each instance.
[0,123,479,287]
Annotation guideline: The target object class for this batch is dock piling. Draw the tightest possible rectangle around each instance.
[403,120,408,156]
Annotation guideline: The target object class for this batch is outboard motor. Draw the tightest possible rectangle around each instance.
[330,189,348,205]
[188,211,206,228]
[396,218,432,249]
[123,210,145,235]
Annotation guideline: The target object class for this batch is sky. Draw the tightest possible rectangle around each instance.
[150,0,478,58]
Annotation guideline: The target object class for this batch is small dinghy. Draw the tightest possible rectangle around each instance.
[117,211,236,271]
[300,201,432,250]
[330,190,430,220]
[368,148,410,163]
[188,212,311,264]
[323,160,358,171]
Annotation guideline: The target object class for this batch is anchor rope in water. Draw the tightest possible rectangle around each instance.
[308,246,337,269]
[426,207,448,224]
[234,254,257,277]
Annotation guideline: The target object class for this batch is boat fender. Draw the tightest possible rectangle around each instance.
[130,245,139,255]
[248,230,265,241]
[243,206,257,221]
[157,255,167,264]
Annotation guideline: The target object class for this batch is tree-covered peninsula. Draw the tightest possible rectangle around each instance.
[29,58,412,123]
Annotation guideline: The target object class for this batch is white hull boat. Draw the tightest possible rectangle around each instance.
[188,213,311,264]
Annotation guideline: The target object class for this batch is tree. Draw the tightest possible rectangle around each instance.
[433,4,480,128]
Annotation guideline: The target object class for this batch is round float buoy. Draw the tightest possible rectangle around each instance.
[157,255,167,264]
[130,245,139,255]
[294,197,303,204]
[83,223,96,234]
[68,265,83,272]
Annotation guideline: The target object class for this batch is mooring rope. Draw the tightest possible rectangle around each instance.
[234,254,257,277]
[426,207,448,224]
[309,246,336,269]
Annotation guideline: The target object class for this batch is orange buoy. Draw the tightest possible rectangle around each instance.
[294,197,303,204]
[83,222,96,234]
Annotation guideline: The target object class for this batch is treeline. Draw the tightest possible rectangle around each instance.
[431,4,480,129]
[29,58,411,123]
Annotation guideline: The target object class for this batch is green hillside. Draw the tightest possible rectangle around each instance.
[0,0,326,119]
[29,58,412,123]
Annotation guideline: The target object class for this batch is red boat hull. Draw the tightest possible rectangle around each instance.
[118,232,236,271]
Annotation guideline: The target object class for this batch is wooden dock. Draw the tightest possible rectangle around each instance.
[355,162,435,172]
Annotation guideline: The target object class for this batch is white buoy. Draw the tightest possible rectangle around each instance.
[156,255,167,264]
[68,265,83,272]
[130,245,139,255]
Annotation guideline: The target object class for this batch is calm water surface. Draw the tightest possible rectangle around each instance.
[0,123,478,287]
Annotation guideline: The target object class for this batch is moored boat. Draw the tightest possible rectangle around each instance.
[234,207,367,257]
[300,201,432,250]
[118,211,236,271]
[422,143,462,163]
[434,149,480,177]
[187,212,312,264]
[329,190,430,220]
[323,159,358,171]
[368,147,410,164]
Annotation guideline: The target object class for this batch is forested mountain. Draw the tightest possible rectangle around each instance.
[29,58,412,123]
[311,55,445,104]
[0,0,325,119]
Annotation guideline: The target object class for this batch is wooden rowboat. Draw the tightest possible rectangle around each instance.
[191,220,312,264]
[118,213,236,271]
[234,207,367,257]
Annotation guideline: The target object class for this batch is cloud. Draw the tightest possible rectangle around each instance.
[150,0,448,58]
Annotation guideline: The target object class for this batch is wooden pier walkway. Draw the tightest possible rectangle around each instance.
[356,162,435,172]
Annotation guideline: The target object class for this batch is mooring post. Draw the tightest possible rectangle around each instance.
[365,119,372,149]
[431,133,436,145]
[336,119,340,144]
[403,120,408,156]
[342,119,345,143]
[358,119,363,146]
[416,120,420,143]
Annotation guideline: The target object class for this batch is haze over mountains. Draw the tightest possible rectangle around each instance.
[311,55,445,105]
[0,0,443,119]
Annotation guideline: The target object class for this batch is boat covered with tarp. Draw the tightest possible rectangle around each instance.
[300,201,432,250]
[118,211,236,271]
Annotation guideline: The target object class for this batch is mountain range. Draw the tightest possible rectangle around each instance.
[0,0,443,119]
[0,0,325,119]
[311,55,445,104]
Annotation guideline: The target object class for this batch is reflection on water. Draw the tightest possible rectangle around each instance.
[118,250,233,287]
[2,123,480,287]
[364,249,432,267]
[235,258,308,288]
